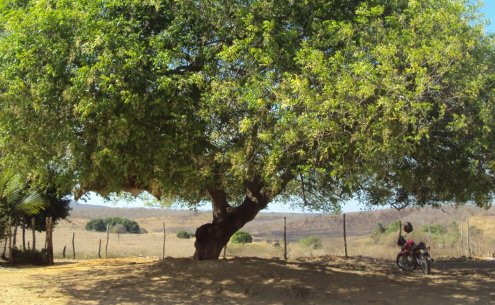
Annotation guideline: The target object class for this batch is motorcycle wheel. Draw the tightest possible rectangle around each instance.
[418,255,431,275]
[396,253,416,271]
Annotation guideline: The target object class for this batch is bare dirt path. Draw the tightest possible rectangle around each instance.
[1,256,494,305]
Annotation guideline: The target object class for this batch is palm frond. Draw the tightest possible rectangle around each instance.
[0,170,47,218]
[16,192,47,216]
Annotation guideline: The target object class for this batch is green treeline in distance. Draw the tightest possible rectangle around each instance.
[85,217,141,234]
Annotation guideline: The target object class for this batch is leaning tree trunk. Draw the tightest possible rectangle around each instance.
[193,182,269,260]
[12,225,18,248]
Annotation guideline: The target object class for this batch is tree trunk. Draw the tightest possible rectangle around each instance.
[12,225,17,248]
[193,221,237,260]
[1,238,7,260]
[22,224,26,251]
[8,217,13,263]
[193,181,269,260]
[31,217,36,251]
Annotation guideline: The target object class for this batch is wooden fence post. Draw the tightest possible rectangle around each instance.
[98,239,102,259]
[105,224,110,259]
[343,213,348,259]
[63,246,66,258]
[427,223,431,249]
[72,232,76,260]
[283,217,287,260]
[162,221,166,259]
[466,218,472,257]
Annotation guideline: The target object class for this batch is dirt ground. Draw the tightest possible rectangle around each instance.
[1,256,494,305]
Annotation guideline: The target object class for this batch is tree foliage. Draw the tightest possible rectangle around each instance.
[22,187,71,232]
[0,0,494,258]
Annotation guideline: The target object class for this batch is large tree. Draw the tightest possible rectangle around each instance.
[0,0,494,259]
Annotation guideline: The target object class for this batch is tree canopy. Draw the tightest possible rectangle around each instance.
[0,0,494,258]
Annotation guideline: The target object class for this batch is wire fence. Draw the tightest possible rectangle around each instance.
[2,213,494,263]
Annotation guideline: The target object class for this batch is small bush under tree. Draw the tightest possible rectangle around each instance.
[385,220,401,233]
[230,231,253,244]
[371,222,387,243]
[298,236,322,249]
[176,230,191,239]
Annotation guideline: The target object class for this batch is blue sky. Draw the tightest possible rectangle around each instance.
[481,1,495,32]
[80,2,495,214]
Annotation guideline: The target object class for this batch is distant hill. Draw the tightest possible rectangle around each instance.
[68,203,495,242]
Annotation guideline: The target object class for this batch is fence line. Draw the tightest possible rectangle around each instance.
[3,214,494,262]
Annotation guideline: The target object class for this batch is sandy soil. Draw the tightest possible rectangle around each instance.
[1,256,494,305]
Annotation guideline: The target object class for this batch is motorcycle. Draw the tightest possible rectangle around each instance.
[396,222,433,275]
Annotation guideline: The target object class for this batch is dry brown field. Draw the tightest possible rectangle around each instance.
[16,204,494,260]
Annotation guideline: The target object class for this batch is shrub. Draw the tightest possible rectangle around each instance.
[11,248,50,265]
[176,230,191,239]
[105,217,141,234]
[85,217,141,233]
[385,220,401,233]
[298,236,322,249]
[111,224,127,234]
[85,218,106,232]
[422,224,446,235]
[230,231,253,244]
[371,222,386,243]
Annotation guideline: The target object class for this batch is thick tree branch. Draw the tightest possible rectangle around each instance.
[207,186,231,223]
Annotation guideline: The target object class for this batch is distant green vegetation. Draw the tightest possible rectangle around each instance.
[176,230,194,239]
[371,221,402,243]
[422,222,461,247]
[371,220,466,247]
[421,224,446,235]
[385,221,401,233]
[230,231,253,244]
[298,236,322,250]
[85,219,106,232]
[85,217,141,234]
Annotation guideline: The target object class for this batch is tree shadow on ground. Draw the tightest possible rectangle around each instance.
[38,256,495,305]
[0,260,76,269]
